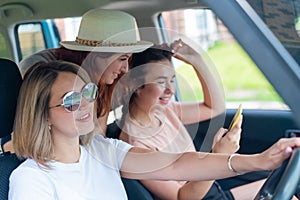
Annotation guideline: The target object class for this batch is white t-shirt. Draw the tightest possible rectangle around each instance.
[8,135,132,200]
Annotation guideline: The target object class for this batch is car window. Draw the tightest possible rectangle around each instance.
[54,17,81,42]
[0,32,9,59]
[16,23,46,60]
[159,8,288,110]
[15,18,77,61]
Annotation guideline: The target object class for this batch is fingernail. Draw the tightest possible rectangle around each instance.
[285,147,293,154]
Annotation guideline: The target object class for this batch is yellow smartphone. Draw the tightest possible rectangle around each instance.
[228,104,243,131]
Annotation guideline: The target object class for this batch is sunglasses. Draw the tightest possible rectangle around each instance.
[49,82,98,112]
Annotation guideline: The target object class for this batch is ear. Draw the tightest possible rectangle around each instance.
[135,87,143,96]
[47,119,52,126]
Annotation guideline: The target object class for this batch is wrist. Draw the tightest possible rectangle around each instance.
[227,154,242,175]
[227,154,266,175]
[232,154,264,174]
[250,153,265,171]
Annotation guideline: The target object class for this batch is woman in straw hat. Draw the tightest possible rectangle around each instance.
[9,60,300,199]
[19,8,153,134]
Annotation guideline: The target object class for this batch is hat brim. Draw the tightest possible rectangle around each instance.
[60,41,153,53]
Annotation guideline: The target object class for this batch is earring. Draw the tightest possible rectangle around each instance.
[48,125,52,131]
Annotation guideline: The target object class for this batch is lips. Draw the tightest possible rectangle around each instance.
[159,97,170,105]
[77,113,91,122]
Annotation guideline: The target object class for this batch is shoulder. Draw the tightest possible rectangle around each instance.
[167,101,180,112]
[121,113,144,135]
[91,134,131,147]
[86,134,133,169]
[10,159,50,182]
[119,131,129,143]
[157,102,181,119]
[88,134,132,157]
[9,159,55,198]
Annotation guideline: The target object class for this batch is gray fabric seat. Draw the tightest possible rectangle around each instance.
[0,59,23,200]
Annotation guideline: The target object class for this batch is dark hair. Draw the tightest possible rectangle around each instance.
[56,46,90,65]
[131,45,173,69]
[116,45,173,127]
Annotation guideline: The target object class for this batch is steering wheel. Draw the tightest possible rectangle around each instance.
[254,148,300,200]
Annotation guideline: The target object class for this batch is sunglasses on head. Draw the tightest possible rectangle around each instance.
[49,82,98,112]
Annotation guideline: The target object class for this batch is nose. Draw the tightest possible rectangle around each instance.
[120,62,129,73]
[79,95,91,110]
[165,82,175,94]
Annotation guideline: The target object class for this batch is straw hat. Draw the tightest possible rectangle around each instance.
[60,9,153,53]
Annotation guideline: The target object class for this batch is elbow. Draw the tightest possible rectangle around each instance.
[205,102,225,118]
[214,104,225,117]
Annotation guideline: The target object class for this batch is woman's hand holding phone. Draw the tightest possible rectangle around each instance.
[228,104,243,131]
[212,104,243,154]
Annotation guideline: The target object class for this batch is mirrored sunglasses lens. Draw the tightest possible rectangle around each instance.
[64,92,81,112]
[83,83,98,102]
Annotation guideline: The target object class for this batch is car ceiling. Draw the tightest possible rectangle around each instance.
[0,0,203,27]
[2,0,299,58]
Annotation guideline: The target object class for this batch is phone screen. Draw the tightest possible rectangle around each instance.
[228,104,243,131]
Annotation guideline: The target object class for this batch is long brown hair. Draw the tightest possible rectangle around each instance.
[56,47,116,118]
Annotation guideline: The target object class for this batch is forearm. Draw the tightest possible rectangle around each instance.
[176,59,225,123]
[172,40,225,116]
[122,149,262,181]
[170,152,262,181]
[122,139,297,181]
[190,57,225,116]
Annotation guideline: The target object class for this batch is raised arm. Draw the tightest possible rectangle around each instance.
[171,39,225,124]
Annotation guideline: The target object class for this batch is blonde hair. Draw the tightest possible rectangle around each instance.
[13,61,96,167]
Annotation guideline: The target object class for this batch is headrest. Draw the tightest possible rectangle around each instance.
[0,59,22,138]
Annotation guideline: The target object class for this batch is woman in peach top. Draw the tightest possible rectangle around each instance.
[118,40,269,200]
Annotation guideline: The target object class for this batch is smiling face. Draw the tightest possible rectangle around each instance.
[96,53,132,85]
[48,72,95,142]
[134,59,176,111]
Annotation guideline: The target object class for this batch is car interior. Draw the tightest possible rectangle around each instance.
[0,59,23,200]
[1,0,300,199]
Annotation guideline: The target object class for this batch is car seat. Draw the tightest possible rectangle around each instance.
[0,58,24,200]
